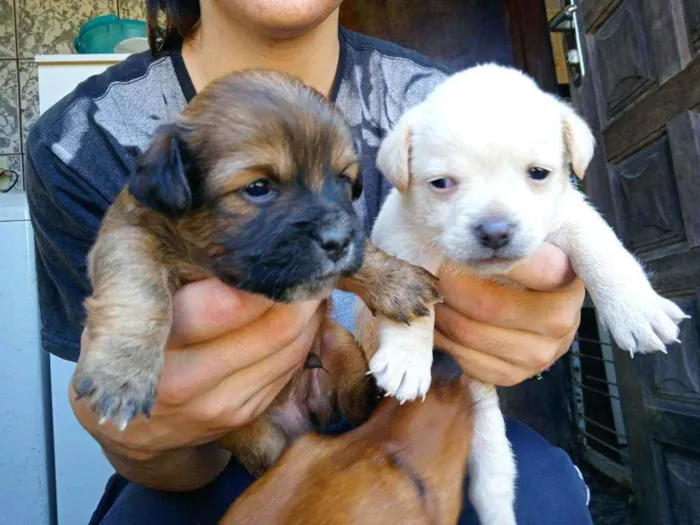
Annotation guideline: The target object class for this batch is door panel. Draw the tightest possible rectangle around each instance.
[614,136,685,252]
[568,1,700,523]
[604,56,700,162]
[668,111,700,248]
[648,297,700,404]
[591,0,656,121]
[664,448,700,524]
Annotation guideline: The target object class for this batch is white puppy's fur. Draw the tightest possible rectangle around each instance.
[355,63,689,525]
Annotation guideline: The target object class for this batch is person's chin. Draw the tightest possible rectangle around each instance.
[245,3,341,40]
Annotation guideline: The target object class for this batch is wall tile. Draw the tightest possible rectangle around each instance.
[0,154,23,192]
[18,60,37,150]
[0,60,20,155]
[0,0,17,58]
[16,0,117,58]
[118,0,146,20]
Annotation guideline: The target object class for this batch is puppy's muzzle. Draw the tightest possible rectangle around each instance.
[474,220,516,250]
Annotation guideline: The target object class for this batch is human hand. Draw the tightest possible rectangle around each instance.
[71,278,322,488]
[434,243,585,387]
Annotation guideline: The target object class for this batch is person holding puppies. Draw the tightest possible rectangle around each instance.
[25,0,592,523]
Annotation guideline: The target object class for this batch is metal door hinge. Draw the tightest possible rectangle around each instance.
[548,0,586,87]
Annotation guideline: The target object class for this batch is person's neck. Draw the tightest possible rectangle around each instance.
[181,9,341,97]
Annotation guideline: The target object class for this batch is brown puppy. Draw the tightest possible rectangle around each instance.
[220,350,475,525]
[72,69,440,477]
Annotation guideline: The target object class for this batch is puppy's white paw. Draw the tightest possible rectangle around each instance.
[369,345,433,403]
[600,293,689,356]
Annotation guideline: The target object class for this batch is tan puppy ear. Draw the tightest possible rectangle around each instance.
[561,104,595,179]
[376,107,419,192]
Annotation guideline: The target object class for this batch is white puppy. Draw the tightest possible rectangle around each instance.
[355,63,689,524]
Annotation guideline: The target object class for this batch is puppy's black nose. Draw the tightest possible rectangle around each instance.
[316,227,351,262]
[475,221,514,250]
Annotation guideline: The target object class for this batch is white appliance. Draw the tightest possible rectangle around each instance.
[36,53,129,525]
[0,193,52,524]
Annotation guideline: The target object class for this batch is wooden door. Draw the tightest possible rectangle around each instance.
[564,1,700,523]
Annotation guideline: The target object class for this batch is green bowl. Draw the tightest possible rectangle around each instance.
[74,14,147,54]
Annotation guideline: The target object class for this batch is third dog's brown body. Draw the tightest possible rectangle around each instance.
[220,351,475,524]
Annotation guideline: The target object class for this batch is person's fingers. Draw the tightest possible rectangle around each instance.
[557,323,579,359]
[434,330,529,387]
[211,306,323,403]
[191,313,322,431]
[502,243,578,291]
[169,278,274,347]
[217,368,298,430]
[160,301,323,401]
[434,277,582,337]
[181,370,296,437]
[434,304,564,370]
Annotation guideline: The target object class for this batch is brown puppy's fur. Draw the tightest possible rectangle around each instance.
[73,69,441,476]
[220,351,475,525]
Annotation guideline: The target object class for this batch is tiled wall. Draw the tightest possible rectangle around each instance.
[0,0,146,192]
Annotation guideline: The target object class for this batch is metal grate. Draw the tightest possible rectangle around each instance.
[570,301,633,489]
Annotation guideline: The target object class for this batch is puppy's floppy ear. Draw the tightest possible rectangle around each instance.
[129,119,196,215]
[561,103,595,180]
[376,106,420,193]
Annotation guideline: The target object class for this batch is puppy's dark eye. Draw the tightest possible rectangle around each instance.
[243,178,277,203]
[429,177,457,191]
[338,170,362,200]
[528,167,550,181]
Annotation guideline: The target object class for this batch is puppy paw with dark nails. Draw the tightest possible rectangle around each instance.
[72,355,159,431]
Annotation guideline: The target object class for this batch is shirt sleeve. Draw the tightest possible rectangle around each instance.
[25,129,109,363]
